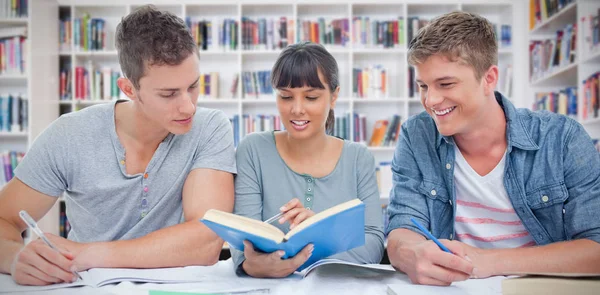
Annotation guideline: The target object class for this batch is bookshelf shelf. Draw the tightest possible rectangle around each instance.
[0,74,27,80]
[581,117,600,125]
[353,48,406,54]
[241,99,276,105]
[530,62,578,87]
[581,50,600,65]
[73,51,119,56]
[197,99,239,104]
[367,146,396,152]
[199,51,239,56]
[353,97,408,103]
[530,1,577,35]
[0,18,27,24]
[0,131,28,138]
[527,0,600,140]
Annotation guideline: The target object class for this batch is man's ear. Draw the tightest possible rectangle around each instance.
[117,77,138,101]
[483,65,499,96]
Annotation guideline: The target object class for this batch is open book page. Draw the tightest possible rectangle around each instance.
[0,265,220,293]
[284,199,362,240]
[298,258,395,278]
[202,210,284,243]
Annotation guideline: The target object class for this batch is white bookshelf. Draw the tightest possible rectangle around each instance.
[527,0,600,139]
[24,0,523,237]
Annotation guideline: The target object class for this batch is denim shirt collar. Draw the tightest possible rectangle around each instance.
[435,91,540,152]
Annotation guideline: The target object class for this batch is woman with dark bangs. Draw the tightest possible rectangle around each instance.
[230,42,385,278]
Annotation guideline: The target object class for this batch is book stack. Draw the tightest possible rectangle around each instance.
[241,114,283,137]
[241,17,294,51]
[0,94,27,132]
[533,87,578,118]
[0,26,26,75]
[186,18,238,52]
[353,65,388,99]
[529,0,576,30]
[241,71,273,99]
[0,0,27,18]
[407,17,430,44]
[529,22,577,82]
[0,150,24,186]
[296,18,349,47]
[368,114,402,147]
[581,8,600,57]
[73,13,106,52]
[352,17,404,49]
[582,72,599,121]
[230,115,240,147]
[333,112,351,141]
[199,72,219,99]
[73,61,121,100]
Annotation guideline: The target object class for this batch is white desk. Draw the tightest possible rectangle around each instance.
[0,259,504,295]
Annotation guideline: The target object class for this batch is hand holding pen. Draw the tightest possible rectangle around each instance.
[10,210,82,286]
[264,198,315,229]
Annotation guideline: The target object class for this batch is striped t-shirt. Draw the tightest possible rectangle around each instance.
[453,145,535,249]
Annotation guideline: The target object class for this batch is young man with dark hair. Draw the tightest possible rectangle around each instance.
[0,5,236,285]
[387,11,600,286]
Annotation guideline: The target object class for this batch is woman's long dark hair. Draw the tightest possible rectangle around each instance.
[271,42,339,135]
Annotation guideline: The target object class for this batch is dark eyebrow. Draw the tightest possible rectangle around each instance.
[416,76,456,84]
[155,76,200,91]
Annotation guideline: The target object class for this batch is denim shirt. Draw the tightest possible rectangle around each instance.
[386,92,600,246]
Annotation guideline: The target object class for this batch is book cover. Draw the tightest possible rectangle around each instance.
[201,199,366,271]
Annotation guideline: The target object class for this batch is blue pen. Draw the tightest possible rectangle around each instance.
[410,217,453,254]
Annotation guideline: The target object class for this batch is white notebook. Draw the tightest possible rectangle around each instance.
[386,276,505,295]
[0,266,215,293]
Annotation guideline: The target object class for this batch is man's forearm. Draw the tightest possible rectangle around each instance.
[0,219,25,274]
[89,221,223,269]
[387,229,426,262]
[485,239,600,275]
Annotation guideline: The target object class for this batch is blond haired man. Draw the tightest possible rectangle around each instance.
[386,11,600,286]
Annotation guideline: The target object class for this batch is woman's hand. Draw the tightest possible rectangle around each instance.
[241,241,313,278]
[278,198,315,229]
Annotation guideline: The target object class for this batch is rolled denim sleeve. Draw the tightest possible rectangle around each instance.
[386,123,430,236]
[562,120,600,245]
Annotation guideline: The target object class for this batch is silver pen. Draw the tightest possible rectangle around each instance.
[263,212,285,224]
[19,210,83,281]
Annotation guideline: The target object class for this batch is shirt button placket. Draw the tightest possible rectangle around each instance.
[305,177,314,210]
[141,172,149,218]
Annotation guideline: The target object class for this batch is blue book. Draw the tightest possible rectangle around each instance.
[201,199,365,271]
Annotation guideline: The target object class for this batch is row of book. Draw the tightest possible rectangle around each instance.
[581,9,600,58]
[59,201,70,238]
[186,18,239,52]
[0,151,23,186]
[532,87,577,118]
[0,35,25,75]
[0,0,26,18]
[353,66,387,99]
[0,94,27,133]
[59,15,106,52]
[582,72,599,121]
[352,17,404,49]
[60,62,122,101]
[529,22,577,82]
[241,17,293,51]
[199,73,220,99]
[241,70,273,99]
[296,18,350,47]
[529,0,574,30]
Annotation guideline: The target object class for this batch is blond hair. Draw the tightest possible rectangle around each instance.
[407,11,498,80]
